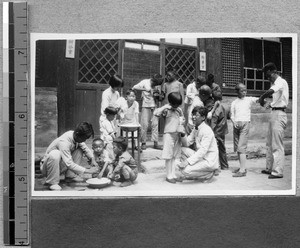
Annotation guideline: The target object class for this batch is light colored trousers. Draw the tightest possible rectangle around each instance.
[40,149,84,185]
[140,107,159,143]
[266,110,287,177]
[180,147,217,179]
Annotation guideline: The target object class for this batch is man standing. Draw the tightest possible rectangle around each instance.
[258,62,289,179]
[132,74,164,150]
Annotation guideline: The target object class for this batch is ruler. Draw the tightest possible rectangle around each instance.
[3,1,29,245]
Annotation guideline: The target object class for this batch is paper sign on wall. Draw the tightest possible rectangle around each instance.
[66,40,75,58]
[199,52,206,71]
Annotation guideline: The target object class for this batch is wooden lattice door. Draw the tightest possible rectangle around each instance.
[75,40,120,135]
[165,45,197,88]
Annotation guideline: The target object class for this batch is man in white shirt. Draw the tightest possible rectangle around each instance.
[258,62,289,179]
[177,106,219,181]
[132,74,163,150]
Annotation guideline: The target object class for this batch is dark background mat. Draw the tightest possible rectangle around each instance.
[32,197,300,248]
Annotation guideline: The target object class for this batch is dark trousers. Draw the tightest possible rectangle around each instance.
[216,136,229,169]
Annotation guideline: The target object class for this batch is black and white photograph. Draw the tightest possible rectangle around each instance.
[31,33,297,197]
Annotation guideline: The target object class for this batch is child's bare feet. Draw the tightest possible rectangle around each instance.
[120,181,133,187]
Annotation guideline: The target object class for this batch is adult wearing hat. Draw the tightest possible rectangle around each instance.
[258,62,289,179]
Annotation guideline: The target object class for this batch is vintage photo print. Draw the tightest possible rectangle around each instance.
[31,33,297,197]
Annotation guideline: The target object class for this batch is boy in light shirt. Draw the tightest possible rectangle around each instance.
[230,83,259,177]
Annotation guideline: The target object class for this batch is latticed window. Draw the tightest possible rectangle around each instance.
[221,38,242,88]
[165,46,196,88]
[77,40,119,84]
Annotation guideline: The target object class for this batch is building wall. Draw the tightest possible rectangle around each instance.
[35,87,58,147]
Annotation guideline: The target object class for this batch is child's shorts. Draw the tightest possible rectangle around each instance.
[233,121,250,154]
[162,133,181,160]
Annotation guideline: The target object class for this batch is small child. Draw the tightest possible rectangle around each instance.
[116,89,139,125]
[99,106,118,160]
[231,83,259,177]
[210,91,230,170]
[91,138,114,179]
[154,92,185,184]
[109,136,138,187]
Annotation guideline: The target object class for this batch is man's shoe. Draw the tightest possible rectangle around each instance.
[49,184,62,191]
[261,169,271,175]
[232,171,247,177]
[174,177,183,182]
[232,168,240,173]
[166,178,176,184]
[268,174,283,179]
[141,143,147,150]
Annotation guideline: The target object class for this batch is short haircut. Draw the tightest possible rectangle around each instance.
[212,91,222,101]
[192,106,208,118]
[199,85,212,96]
[109,74,124,88]
[168,92,182,105]
[196,76,206,86]
[113,136,128,152]
[104,106,118,115]
[235,83,246,92]
[75,122,94,139]
[262,62,277,73]
[92,137,104,144]
[125,89,136,96]
[151,74,163,85]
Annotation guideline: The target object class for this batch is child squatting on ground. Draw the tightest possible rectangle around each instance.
[40,122,99,190]
[109,136,138,187]
[230,83,259,177]
[154,92,185,184]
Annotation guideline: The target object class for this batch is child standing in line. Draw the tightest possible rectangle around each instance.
[99,106,118,160]
[154,92,185,184]
[210,91,230,170]
[110,136,138,187]
[230,83,259,177]
[91,138,114,179]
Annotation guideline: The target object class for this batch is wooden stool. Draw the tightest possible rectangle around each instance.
[120,125,141,171]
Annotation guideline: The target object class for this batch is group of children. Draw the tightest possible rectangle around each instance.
[40,71,262,190]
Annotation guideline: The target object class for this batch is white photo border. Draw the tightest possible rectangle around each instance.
[30,32,297,197]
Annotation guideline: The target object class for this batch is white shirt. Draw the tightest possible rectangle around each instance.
[132,79,156,108]
[230,97,258,122]
[100,87,120,116]
[115,97,139,124]
[44,131,93,174]
[184,81,198,105]
[270,76,289,108]
[182,122,219,168]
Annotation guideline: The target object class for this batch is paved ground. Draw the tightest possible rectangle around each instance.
[34,138,297,196]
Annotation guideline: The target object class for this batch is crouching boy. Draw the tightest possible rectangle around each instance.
[110,136,138,187]
[178,106,219,181]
